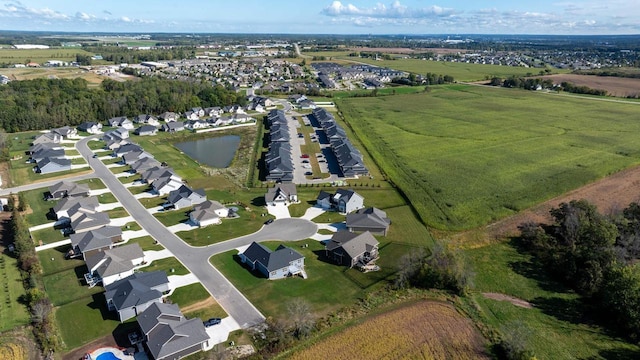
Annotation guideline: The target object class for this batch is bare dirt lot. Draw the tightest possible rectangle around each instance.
[483,293,533,309]
[481,165,640,241]
[538,74,640,97]
[349,47,467,55]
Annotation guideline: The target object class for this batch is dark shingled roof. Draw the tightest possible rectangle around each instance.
[104,271,168,311]
[242,242,304,272]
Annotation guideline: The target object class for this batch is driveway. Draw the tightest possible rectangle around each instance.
[266,202,290,219]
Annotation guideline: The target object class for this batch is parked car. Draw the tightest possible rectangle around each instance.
[318,159,326,163]
[204,318,222,327]
[300,154,309,158]
[305,171,313,175]
[297,133,304,138]
[302,160,309,163]
[264,219,274,225]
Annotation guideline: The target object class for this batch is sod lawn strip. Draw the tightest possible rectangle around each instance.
[140,257,189,276]
[0,254,30,331]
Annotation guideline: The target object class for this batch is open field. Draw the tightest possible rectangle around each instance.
[338,84,640,230]
[0,252,30,332]
[465,242,640,359]
[0,48,96,64]
[288,300,489,360]
[536,73,640,97]
[0,67,106,87]
[167,283,227,320]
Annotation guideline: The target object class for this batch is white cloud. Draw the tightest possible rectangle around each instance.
[322,1,455,19]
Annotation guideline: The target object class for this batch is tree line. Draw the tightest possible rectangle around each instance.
[519,199,640,342]
[490,76,608,96]
[0,77,245,132]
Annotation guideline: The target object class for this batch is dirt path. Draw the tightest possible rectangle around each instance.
[180,297,217,314]
[482,293,533,309]
[62,335,117,360]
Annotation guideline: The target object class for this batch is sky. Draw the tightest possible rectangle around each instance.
[0,0,639,35]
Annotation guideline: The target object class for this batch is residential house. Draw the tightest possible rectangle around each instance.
[107,116,134,129]
[183,111,199,121]
[190,107,205,118]
[135,114,160,126]
[31,132,62,146]
[346,207,391,235]
[137,302,212,360]
[114,143,143,157]
[35,157,71,174]
[141,167,175,184]
[105,271,170,322]
[184,120,208,130]
[78,121,103,134]
[165,185,207,210]
[52,126,78,138]
[48,181,90,200]
[135,125,158,136]
[316,189,364,214]
[29,142,61,156]
[265,184,297,206]
[69,208,111,234]
[122,150,154,165]
[161,121,185,133]
[106,137,129,151]
[131,157,162,174]
[152,173,183,196]
[84,243,145,286]
[239,242,306,280]
[31,148,65,163]
[189,200,229,227]
[53,196,99,221]
[103,127,130,142]
[69,226,122,260]
[159,112,179,122]
[325,231,379,268]
[204,107,223,117]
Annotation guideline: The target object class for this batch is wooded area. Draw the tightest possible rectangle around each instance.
[0,77,245,132]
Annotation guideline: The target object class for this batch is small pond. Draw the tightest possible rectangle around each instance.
[175,135,241,168]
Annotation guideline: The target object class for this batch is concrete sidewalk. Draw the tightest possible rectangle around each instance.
[122,229,149,240]
[110,216,134,227]
[89,188,111,196]
[316,222,346,232]
[97,202,123,212]
[35,239,71,252]
[167,222,198,233]
[300,206,326,220]
[167,273,199,291]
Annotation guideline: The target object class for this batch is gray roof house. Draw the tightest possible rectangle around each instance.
[105,271,170,322]
[135,114,159,126]
[29,142,61,155]
[141,167,175,184]
[265,184,297,206]
[114,143,143,157]
[32,132,62,146]
[53,196,99,221]
[166,185,207,210]
[78,121,103,134]
[52,126,78,138]
[135,125,158,136]
[346,207,391,236]
[189,200,229,227]
[152,173,183,196]
[131,157,162,174]
[31,148,65,163]
[159,112,179,122]
[103,127,130,142]
[48,181,90,200]
[69,209,111,234]
[36,157,71,174]
[122,150,154,165]
[69,226,122,260]
[107,116,134,129]
[316,189,364,214]
[239,242,306,280]
[161,121,185,133]
[325,230,379,268]
[85,243,145,287]
[137,302,211,360]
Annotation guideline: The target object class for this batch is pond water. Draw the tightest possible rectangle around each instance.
[175,135,241,168]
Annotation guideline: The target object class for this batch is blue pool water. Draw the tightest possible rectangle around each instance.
[96,352,121,360]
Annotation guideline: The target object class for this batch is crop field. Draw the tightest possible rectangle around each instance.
[288,301,489,360]
[338,84,640,230]
[0,48,97,65]
[537,74,640,97]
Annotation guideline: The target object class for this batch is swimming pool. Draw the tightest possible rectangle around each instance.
[89,347,132,360]
[95,351,120,360]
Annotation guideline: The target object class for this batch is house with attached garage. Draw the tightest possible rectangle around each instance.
[137,302,212,360]
[265,184,297,206]
[161,121,185,133]
[165,185,207,210]
[69,209,111,234]
[107,116,135,129]
[78,121,103,134]
[103,127,130,142]
[135,114,160,127]
[316,189,364,214]
[131,157,162,174]
[53,196,99,221]
[152,173,183,196]
[239,242,306,280]
[32,132,62,146]
[52,126,78,138]
[122,150,155,165]
[189,200,229,227]
[159,112,179,122]
[325,230,379,268]
[29,142,61,156]
[48,180,90,200]
[68,226,122,260]
[35,157,72,174]
[141,167,174,184]
[346,207,391,236]
[135,125,158,136]
[84,243,145,287]
[105,271,170,322]
[114,143,143,157]
[30,147,65,163]
[184,119,209,130]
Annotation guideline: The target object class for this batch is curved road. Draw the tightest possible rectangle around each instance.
[74,136,317,328]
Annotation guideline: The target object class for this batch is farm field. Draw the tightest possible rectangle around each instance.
[338,84,640,230]
[305,51,563,81]
[0,48,97,65]
[536,73,640,97]
[287,301,489,360]
[0,67,111,87]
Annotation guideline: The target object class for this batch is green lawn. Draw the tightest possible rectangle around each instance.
[338,84,640,230]
[128,184,151,195]
[167,283,227,320]
[37,245,84,276]
[30,227,65,246]
[97,192,118,204]
[154,207,191,227]
[465,242,640,359]
[176,208,271,246]
[88,140,106,150]
[101,157,122,165]
[77,178,107,190]
[22,188,53,226]
[140,257,189,276]
[0,254,30,331]
[121,222,142,231]
[210,240,366,318]
[126,236,163,251]
[43,267,103,306]
[139,196,167,209]
[0,48,97,64]
[106,207,129,219]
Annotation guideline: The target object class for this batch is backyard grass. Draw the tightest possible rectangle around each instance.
[153,207,192,227]
[167,283,228,320]
[140,257,189,276]
[338,84,640,230]
[139,196,168,209]
[77,178,107,190]
[30,227,65,246]
[126,236,163,251]
[97,192,117,204]
[43,266,103,306]
[465,241,640,359]
[121,222,142,231]
[22,188,52,226]
[210,240,366,319]
[0,254,30,331]
[37,245,84,276]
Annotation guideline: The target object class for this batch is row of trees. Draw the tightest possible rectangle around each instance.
[519,200,640,341]
[10,202,60,355]
[0,77,245,132]
[490,76,608,96]
[393,72,455,86]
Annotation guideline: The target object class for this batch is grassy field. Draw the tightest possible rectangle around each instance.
[0,48,97,64]
[43,267,103,306]
[465,241,640,359]
[30,227,65,246]
[167,283,227,320]
[0,254,30,332]
[287,300,489,360]
[22,189,52,226]
[140,257,189,276]
[338,84,640,230]
[37,245,84,276]
[125,236,163,251]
